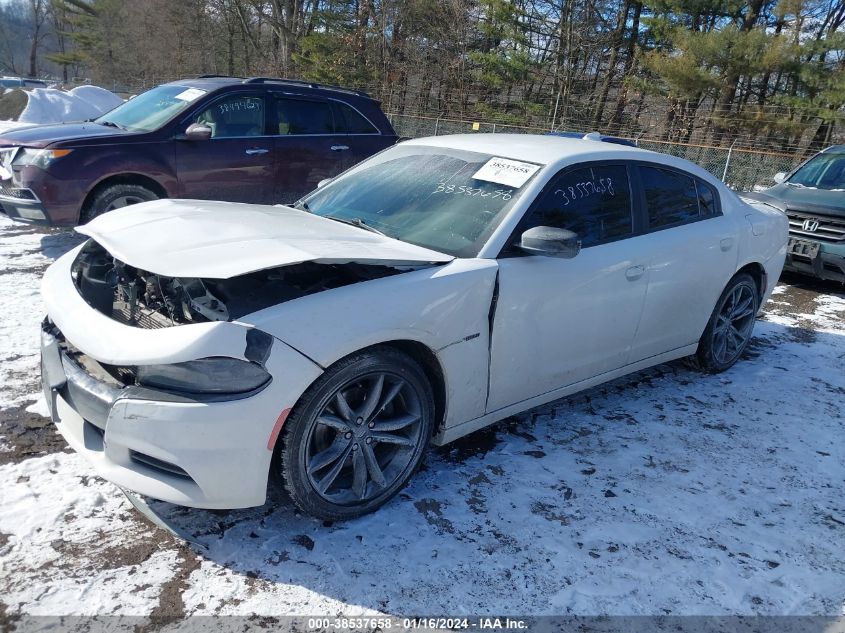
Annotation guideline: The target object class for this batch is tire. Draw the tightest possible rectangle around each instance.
[83,183,159,223]
[278,346,435,520]
[690,273,759,373]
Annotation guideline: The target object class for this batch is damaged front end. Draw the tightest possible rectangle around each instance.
[71,239,409,329]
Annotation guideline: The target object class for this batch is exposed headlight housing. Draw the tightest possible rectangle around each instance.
[12,148,73,170]
[136,357,271,395]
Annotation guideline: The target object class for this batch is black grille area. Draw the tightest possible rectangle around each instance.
[129,450,192,480]
[0,185,37,200]
[111,301,174,329]
[786,210,845,243]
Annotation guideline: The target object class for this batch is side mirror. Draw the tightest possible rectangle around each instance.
[183,123,212,141]
[519,226,581,259]
[317,178,332,189]
[773,172,787,184]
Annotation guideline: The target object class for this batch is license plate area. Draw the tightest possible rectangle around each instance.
[788,237,820,259]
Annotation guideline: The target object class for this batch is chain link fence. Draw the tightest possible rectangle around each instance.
[387,113,806,192]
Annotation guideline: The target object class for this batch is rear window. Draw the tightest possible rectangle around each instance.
[334,102,378,134]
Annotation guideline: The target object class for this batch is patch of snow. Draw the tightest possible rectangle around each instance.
[0,219,844,617]
[67,85,123,116]
[18,87,124,125]
[0,218,83,408]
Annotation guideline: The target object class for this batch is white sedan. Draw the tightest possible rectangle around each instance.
[40,134,788,520]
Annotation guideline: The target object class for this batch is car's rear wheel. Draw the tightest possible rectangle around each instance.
[279,347,435,520]
[83,183,159,223]
[690,273,759,373]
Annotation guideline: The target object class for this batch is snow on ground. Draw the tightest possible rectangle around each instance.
[0,216,843,618]
[18,86,123,125]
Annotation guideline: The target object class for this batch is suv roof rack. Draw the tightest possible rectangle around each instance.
[242,77,370,98]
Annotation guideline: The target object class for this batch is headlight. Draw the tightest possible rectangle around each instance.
[12,148,73,170]
[136,357,271,395]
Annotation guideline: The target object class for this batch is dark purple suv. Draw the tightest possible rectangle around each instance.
[0,77,398,225]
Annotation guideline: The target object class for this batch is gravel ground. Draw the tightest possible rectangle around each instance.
[0,217,843,620]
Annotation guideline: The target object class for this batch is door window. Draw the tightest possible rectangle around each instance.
[275,98,334,135]
[521,164,634,248]
[640,165,718,229]
[334,102,378,134]
[194,95,265,138]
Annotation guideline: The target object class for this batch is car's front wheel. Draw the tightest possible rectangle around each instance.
[691,273,759,373]
[278,347,435,520]
[83,183,159,223]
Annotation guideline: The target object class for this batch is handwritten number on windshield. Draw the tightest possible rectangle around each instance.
[433,182,512,200]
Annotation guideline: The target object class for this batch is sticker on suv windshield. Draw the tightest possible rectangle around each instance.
[174,88,206,102]
[472,157,541,188]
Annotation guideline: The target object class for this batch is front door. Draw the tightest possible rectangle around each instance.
[174,93,274,204]
[487,163,650,412]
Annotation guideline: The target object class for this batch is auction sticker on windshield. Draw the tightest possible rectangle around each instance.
[174,88,206,102]
[473,157,541,188]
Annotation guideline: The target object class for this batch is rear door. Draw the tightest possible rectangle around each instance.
[330,100,393,168]
[271,95,349,204]
[627,164,738,362]
[174,92,275,204]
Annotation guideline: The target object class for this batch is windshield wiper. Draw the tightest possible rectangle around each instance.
[785,181,815,189]
[324,215,387,236]
[98,120,127,130]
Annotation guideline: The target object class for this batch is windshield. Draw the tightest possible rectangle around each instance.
[788,153,845,191]
[94,85,207,133]
[297,145,541,257]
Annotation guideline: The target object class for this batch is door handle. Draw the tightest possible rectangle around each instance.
[330,145,350,151]
[245,148,269,155]
[720,237,734,252]
[625,265,645,281]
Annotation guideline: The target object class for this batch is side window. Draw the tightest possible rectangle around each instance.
[334,102,378,134]
[521,164,633,248]
[696,180,720,217]
[641,165,702,229]
[275,98,334,135]
[195,95,264,138]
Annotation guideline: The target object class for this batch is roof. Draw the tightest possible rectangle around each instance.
[166,76,373,100]
[406,133,654,165]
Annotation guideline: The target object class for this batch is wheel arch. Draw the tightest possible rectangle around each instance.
[735,261,767,304]
[81,173,169,220]
[268,338,448,455]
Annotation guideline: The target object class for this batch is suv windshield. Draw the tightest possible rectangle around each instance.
[298,145,541,257]
[788,152,845,191]
[94,85,207,133]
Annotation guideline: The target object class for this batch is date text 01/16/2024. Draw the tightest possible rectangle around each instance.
[306,617,528,630]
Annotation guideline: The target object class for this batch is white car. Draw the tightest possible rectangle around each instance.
[40,134,788,520]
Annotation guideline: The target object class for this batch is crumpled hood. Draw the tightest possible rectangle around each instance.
[76,199,453,278]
